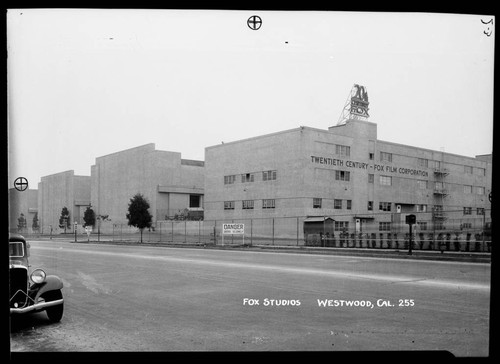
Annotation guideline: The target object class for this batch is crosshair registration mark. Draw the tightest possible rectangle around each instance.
[247,15,262,30]
[14,177,28,191]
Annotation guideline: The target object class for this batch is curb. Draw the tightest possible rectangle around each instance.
[60,239,491,264]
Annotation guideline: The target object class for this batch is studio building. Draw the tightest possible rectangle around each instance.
[37,170,91,233]
[204,118,492,243]
[90,143,205,232]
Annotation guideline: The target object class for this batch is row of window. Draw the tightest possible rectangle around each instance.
[224,199,276,210]
[224,170,277,185]
[321,141,488,175]
[367,174,486,194]
[464,207,485,215]
[317,169,487,194]
[226,166,486,189]
[225,199,488,215]
[371,152,486,176]
[313,198,352,210]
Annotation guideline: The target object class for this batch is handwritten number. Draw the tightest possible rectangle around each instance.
[481,18,493,37]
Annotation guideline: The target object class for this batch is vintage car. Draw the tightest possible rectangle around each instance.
[9,233,64,322]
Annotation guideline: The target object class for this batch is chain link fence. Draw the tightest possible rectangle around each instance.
[10,210,492,252]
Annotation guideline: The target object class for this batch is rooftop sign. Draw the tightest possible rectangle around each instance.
[337,84,370,125]
[350,84,370,118]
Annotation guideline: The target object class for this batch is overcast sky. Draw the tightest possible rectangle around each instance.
[7,9,495,189]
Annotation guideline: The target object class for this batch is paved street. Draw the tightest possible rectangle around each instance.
[10,239,490,355]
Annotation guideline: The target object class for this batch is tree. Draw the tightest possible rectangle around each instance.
[59,207,71,233]
[17,213,26,232]
[126,193,152,243]
[83,205,96,228]
[96,214,110,242]
[32,212,40,232]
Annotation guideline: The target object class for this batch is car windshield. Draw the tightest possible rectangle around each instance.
[9,242,25,258]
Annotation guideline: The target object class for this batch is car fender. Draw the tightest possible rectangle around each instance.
[34,275,63,301]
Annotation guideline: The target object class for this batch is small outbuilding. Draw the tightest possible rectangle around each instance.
[303,216,335,246]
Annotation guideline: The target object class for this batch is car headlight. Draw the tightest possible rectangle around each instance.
[30,269,46,284]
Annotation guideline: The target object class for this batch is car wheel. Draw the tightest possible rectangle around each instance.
[45,290,64,322]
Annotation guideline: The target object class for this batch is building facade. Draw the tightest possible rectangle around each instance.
[9,188,38,233]
[90,143,204,229]
[37,170,91,233]
[204,119,492,241]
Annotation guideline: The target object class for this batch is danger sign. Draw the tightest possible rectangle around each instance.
[222,223,245,235]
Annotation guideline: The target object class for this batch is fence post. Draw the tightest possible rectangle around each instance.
[185,220,187,244]
[322,217,325,248]
[482,211,486,250]
[297,217,299,246]
[272,218,275,245]
[171,221,174,243]
[251,219,253,246]
[214,220,217,245]
[198,219,201,245]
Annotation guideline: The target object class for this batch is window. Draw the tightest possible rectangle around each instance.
[242,200,254,210]
[262,199,275,209]
[463,207,472,215]
[416,204,427,212]
[224,175,236,185]
[435,182,444,190]
[380,152,393,162]
[477,208,485,215]
[464,185,472,194]
[9,242,24,258]
[334,221,349,231]
[462,222,472,229]
[367,201,373,211]
[417,222,427,231]
[434,222,445,230]
[417,180,428,190]
[346,200,352,210]
[335,144,350,157]
[224,201,235,210]
[262,170,277,181]
[368,174,374,183]
[335,170,350,181]
[417,158,428,168]
[241,173,254,183]
[313,198,322,209]
[369,153,374,160]
[334,199,342,209]
[379,222,392,231]
[379,202,391,211]
[189,195,201,208]
[379,175,392,186]
[464,165,473,174]
[476,186,485,195]
[431,160,441,169]
[475,167,486,176]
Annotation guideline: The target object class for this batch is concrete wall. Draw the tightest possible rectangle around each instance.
[9,188,38,232]
[37,170,91,232]
[91,144,204,229]
[205,128,307,222]
[91,144,156,224]
[204,119,492,236]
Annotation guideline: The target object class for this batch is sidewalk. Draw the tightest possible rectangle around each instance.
[246,244,492,263]
[35,235,491,263]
